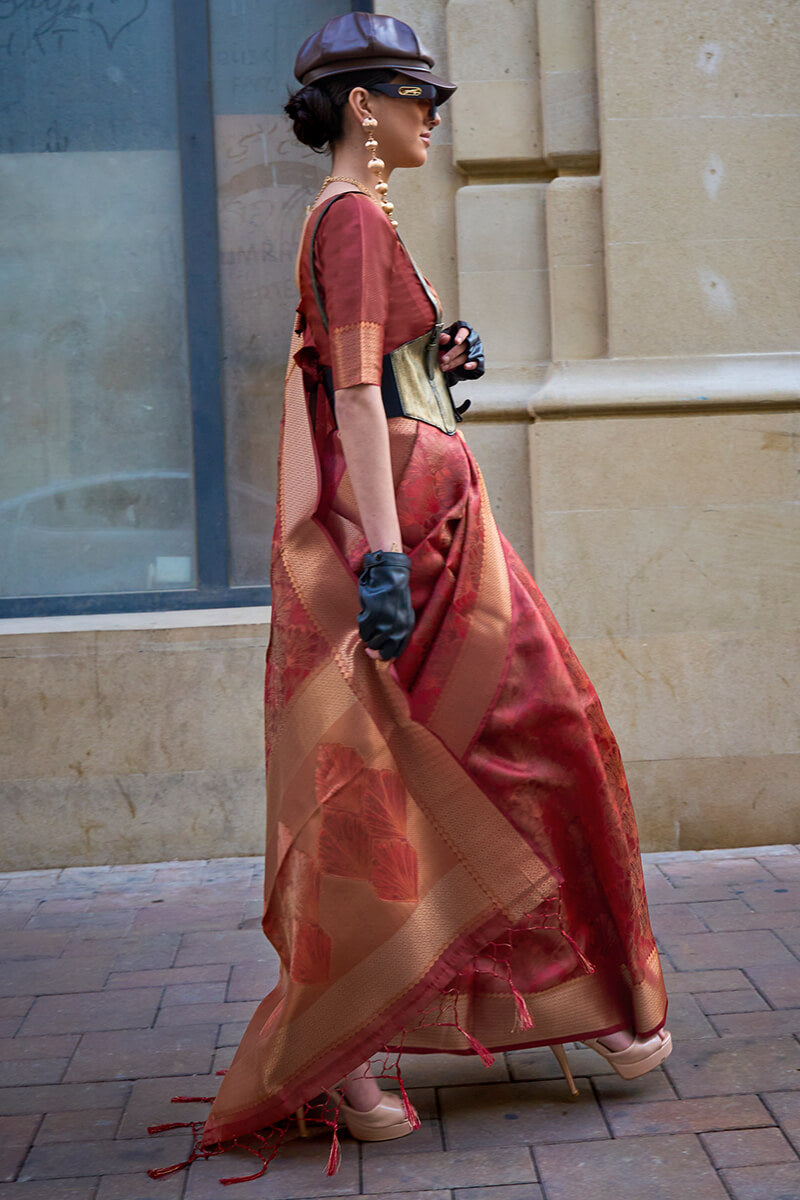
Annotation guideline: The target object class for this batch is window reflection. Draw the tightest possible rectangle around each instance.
[0,2,196,598]
[208,1,349,585]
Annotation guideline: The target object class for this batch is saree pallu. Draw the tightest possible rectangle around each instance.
[149,324,668,1185]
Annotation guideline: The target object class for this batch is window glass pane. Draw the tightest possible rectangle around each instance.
[208,0,349,586]
[0,4,196,599]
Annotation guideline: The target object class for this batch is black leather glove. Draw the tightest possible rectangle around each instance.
[442,321,485,386]
[357,549,415,661]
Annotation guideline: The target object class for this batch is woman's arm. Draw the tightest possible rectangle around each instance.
[334,383,402,553]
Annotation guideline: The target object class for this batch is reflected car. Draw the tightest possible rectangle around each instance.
[0,470,274,597]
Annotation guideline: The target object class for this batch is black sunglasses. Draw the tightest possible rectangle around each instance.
[368,81,441,118]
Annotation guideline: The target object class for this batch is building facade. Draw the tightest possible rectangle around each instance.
[1,0,798,868]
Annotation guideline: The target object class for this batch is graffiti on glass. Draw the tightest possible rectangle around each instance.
[0,0,149,56]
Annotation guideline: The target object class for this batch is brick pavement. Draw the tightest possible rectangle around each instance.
[0,846,799,1200]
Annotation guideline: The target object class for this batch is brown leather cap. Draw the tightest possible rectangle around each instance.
[294,12,457,104]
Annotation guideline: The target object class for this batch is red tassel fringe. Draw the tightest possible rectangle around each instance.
[148,887,595,1185]
[324,1129,341,1176]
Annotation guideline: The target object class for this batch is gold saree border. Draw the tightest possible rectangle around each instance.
[388,964,668,1052]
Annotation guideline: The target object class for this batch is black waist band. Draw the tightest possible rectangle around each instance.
[321,357,406,426]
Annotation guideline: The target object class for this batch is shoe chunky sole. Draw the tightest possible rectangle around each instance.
[327,1087,418,1142]
[581,1029,673,1079]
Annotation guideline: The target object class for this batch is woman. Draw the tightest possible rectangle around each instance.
[149,11,671,1187]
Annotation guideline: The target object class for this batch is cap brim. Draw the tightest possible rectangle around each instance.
[299,60,456,105]
[393,66,457,104]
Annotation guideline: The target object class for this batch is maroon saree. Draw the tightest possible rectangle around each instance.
[149,194,668,1185]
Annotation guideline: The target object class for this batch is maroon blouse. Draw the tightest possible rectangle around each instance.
[298,191,439,391]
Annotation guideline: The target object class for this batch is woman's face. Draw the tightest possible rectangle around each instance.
[361,74,442,170]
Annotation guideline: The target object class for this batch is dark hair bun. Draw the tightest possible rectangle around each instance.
[284,83,341,153]
[284,69,397,153]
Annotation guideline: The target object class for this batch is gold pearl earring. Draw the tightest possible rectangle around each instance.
[362,115,397,228]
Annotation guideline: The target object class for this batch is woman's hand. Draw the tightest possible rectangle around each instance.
[357,550,414,662]
[438,321,485,382]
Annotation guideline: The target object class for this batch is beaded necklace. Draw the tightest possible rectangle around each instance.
[306,175,381,215]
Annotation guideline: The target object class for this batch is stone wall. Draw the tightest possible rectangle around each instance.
[391,0,800,851]
[1,0,797,868]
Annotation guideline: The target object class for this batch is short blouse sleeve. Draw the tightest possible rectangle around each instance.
[313,193,398,390]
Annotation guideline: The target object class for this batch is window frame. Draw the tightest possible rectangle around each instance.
[0,0,372,620]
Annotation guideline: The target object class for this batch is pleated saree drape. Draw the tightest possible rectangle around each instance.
[149,305,668,1184]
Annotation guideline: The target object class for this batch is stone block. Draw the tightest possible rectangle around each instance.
[592,1070,677,1104]
[454,1188,543,1200]
[663,1036,800,1098]
[542,67,599,159]
[18,1133,193,1181]
[130,901,248,935]
[460,422,534,570]
[0,1081,130,1118]
[175,929,278,968]
[603,117,800,246]
[688,901,779,934]
[745,962,800,1009]
[448,0,541,166]
[457,185,549,275]
[0,932,70,960]
[547,263,607,361]
[655,993,716,1040]
[602,1094,773,1137]
[695,989,769,1015]
[0,1115,41,1146]
[439,1078,607,1148]
[0,958,112,999]
[1,1059,69,1087]
[720,1162,800,1199]
[531,406,799,523]
[535,1133,728,1199]
[700,1126,796,1168]
[595,0,800,119]
[65,932,180,973]
[536,504,798,643]
[458,267,551,368]
[117,1074,219,1139]
[0,1115,39,1181]
[622,756,800,856]
[95,1169,186,1199]
[661,860,776,888]
[161,981,227,1007]
[650,905,708,937]
[737,882,800,912]
[217,1022,249,1048]
[755,857,800,881]
[19,989,162,1037]
[0,767,267,871]
[362,1146,537,1193]
[154,1000,256,1029]
[0,1035,79,1063]
[545,174,606,360]
[660,931,797,972]
[709,1010,800,1037]
[35,1108,121,1144]
[457,184,550,368]
[63,1026,218,1083]
[605,237,800,357]
[763,1091,800,1154]
[105,964,230,991]
[227,959,281,1004]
